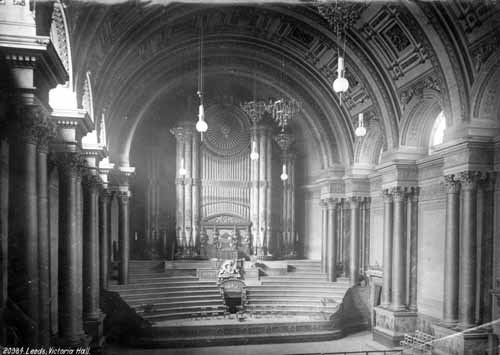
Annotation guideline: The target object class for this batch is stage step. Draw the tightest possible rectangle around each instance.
[126,294,222,306]
[113,268,226,324]
[120,290,221,301]
[130,318,343,347]
[141,309,227,322]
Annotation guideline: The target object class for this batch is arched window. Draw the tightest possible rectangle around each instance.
[429,111,446,154]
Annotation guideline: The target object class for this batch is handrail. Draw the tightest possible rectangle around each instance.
[287,350,403,355]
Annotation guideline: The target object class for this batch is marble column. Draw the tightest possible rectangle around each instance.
[48,158,59,339]
[37,130,52,346]
[362,199,371,274]
[459,171,479,328]
[258,126,267,256]
[118,191,130,284]
[443,175,460,324]
[382,190,393,307]
[83,175,101,320]
[408,188,419,312]
[184,126,193,251]
[99,190,110,290]
[338,200,344,270]
[391,187,406,311]
[57,153,86,345]
[0,137,9,345]
[192,133,200,250]
[478,174,495,325]
[349,197,361,286]
[289,153,296,256]
[327,199,338,282]
[265,129,272,255]
[10,111,41,345]
[171,126,186,253]
[250,126,259,255]
[320,199,328,273]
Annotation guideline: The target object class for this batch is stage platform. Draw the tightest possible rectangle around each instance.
[106,259,370,348]
[132,313,343,348]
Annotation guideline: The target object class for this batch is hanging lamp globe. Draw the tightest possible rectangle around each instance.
[355,112,366,137]
[250,141,259,160]
[280,163,288,181]
[333,75,349,93]
[355,125,366,137]
[196,104,208,133]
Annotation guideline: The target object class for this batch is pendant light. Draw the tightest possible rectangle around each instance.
[280,163,288,181]
[196,16,208,134]
[333,56,349,93]
[179,158,187,177]
[250,140,259,161]
[355,112,366,137]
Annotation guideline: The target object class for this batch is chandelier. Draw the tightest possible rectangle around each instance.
[271,98,302,131]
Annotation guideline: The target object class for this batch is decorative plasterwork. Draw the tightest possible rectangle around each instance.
[203,104,250,157]
[361,5,428,81]
[50,1,71,87]
[418,2,468,122]
[451,1,496,34]
[398,72,441,110]
[470,34,500,73]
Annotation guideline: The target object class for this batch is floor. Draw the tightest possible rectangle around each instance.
[103,330,393,355]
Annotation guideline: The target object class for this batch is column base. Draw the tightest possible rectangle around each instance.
[84,312,105,350]
[372,306,417,347]
[56,332,91,348]
[432,323,492,355]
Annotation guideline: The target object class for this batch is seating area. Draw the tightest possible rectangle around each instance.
[246,260,350,318]
[108,259,356,347]
[109,260,227,322]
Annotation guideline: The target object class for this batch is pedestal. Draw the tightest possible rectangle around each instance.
[373,306,417,346]
[83,313,105,350]
[432,324,491,355]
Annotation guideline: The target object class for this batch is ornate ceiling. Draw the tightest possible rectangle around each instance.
[47,0,500,175]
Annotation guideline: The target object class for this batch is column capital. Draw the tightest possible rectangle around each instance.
[327,198,340,209]
[100,188,112,201]
[82,174,101,192]
[116,190,130,204]
[444,175,461,194]
[457,171,481,191]
[37,119,57,154]
[349,196,363,208]
[170,122,195,141]
[391,187,406,202]
[479,172,496,192]
[319,199,328,209]
[383,189,393,203]
[56,151,83,177]
[10,103,52,145]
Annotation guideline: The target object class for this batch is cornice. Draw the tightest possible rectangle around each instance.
[0,34,68,88]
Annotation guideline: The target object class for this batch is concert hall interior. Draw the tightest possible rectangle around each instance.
[1,0,500,354]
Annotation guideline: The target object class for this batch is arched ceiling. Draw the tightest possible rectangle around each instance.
[58,0,500,172]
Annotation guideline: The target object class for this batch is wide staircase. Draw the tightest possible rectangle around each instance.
[108,260,227,323]
[107,259,361,347]
[246,260,350,317]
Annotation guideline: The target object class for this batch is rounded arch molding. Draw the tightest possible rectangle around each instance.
[399,89,443,150]
[107,44,353,171]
